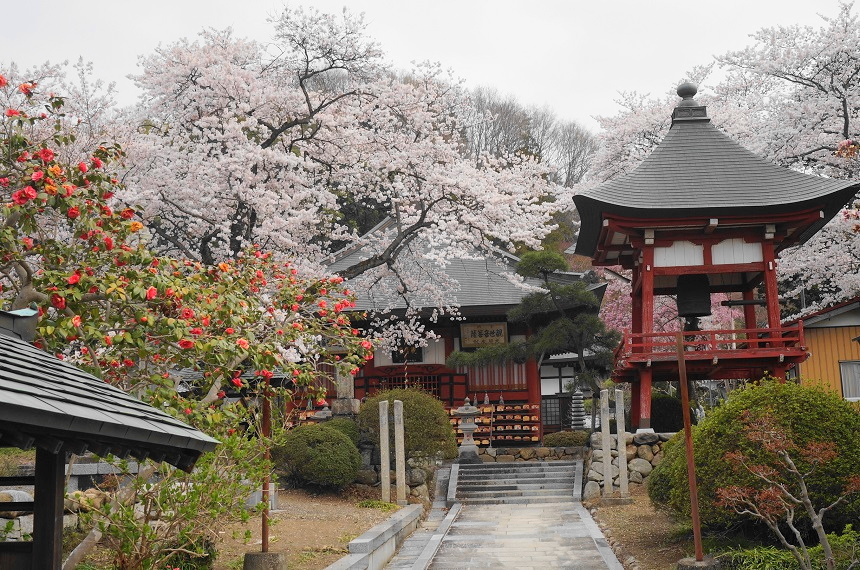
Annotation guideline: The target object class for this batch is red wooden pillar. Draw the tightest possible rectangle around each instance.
[761,241,781,331]
[629,381,641,430]
[638,246,655,430]
[742,289,758,339]
[526,357,541,406]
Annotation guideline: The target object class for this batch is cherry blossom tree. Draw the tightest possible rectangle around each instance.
[123,7,562,324]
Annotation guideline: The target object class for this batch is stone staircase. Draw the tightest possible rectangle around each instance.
[451,460,580,505]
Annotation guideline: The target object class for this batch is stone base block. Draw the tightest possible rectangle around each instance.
[677,555,721,569]
[243,551,288,569]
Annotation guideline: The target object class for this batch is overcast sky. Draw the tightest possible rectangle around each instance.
[1,0,849,131]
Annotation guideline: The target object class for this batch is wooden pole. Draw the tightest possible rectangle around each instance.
[261,378,271,553]
[676,333,704,561]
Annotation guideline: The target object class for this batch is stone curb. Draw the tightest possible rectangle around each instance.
[410,502,462,569]
[324,503,423,570]
[574,502,626,570]
[445,463,459,508]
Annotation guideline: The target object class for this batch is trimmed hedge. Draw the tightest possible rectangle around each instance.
[323,417,360,446]
[542,430,589,447]
[359,388,457,459]
[272,424,360,489]
[648,380,860,532]
[650,392,691,433]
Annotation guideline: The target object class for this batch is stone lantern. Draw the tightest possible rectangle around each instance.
[453,397,482,464]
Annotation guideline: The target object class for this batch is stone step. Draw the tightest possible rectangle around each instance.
[457,495,576,505]
[458,481,575,490]
[457,470,573,478]
[458,466,575,475]
[458,487,575,497]
[459,460,579,469]
[457,478,575,488]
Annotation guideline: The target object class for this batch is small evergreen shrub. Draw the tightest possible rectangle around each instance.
[359,388,457,459]
[648,380,860,532]
[716,525,860,570]
[323,417,360,446]
[272,424,361,489]
[650,392,689,432]
[542,430,589,447]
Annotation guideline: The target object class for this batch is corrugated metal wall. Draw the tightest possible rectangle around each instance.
[798,326,860,396]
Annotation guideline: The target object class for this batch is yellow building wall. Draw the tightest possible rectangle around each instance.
[797,326,860,397]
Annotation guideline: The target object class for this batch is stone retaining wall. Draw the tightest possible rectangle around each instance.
[476,446,583,462]
[354,444,439,505]
[583,431,677,500]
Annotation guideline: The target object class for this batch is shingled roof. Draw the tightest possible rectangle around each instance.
[573,83,860,258]
[0,310,218,471]
[329,223,606,316]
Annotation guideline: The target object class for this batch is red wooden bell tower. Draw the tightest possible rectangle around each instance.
[574,83,860,430]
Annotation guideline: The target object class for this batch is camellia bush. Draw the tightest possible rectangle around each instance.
[359,388,457,460]
[647,380,860,534]
[1,73,374,569]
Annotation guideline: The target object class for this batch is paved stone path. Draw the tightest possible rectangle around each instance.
[385,461,623,570]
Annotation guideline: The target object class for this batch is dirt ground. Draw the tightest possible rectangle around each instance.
[586,484,691,570]
[212,487,394,570]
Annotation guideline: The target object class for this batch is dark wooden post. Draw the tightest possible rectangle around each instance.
[33,448,64,569]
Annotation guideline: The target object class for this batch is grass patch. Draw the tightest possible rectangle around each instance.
[356,499,398,512]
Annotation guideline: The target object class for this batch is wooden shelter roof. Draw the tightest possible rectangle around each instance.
[573,83,860,258]
[0,311,218,471]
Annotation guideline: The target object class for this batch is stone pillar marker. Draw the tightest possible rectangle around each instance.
[331,369,360,417]
[615,388,630,498]
[600,389,613,496]
[379,400,390,503]
[393,400,407,506]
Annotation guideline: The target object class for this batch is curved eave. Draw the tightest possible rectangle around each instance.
[574,119,860,258]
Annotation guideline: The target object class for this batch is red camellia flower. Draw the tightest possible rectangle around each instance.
[21,237,34,249]
[0,177,8,187]
[236,338,250,349]
[217,390,226,399]
[37,148,54,162]
[71,315,82,327]
[51,293,66,310]
[5,109,20,117]
[11,190,28,205]
[190,327,203,336]
[31,171,44,182]
[145,286,157,300]
[103,236,114,251]
[231,377,243,388]
[180,307,195,319]
[68,273,80,285]
[224,327,235,335]
[92,157,103,169]
[18,82,35,96]
[184,408,192,415]
[0,75,6,88]
[178,339,194,349]
[120,208,135,220]
[78,162,88,173]
[104,335,112,346]
[67,206,80,219]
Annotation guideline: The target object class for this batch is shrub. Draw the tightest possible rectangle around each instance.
[716,525,860,570]
[323,417,360,446]
[358,389,457,459]
[648,380,860,532]
[272,424,361,489]
[543,430,589,447]
[650,392,689,432]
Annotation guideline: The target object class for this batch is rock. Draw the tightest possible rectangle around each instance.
[496,454,515,463]
[0,490,33,518]
[536,447,551,458]
[658,432,676,441]
[519,448,536,460]
[583,481,602,500]
[651,451,664,466]
[409,483,429,501]
[624,433,634,445]
[407,468,427,486]
[484,447,497,457]
[590,461,620,478]
[587,469,603,482]
[629,469,644,484]
[652,444,661,454]
[637,445,654,462]
[480,454,496,462]
[355,469,378,486]
[628,458,653,476]
[626,444,637,462]
[633,432,660,445]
